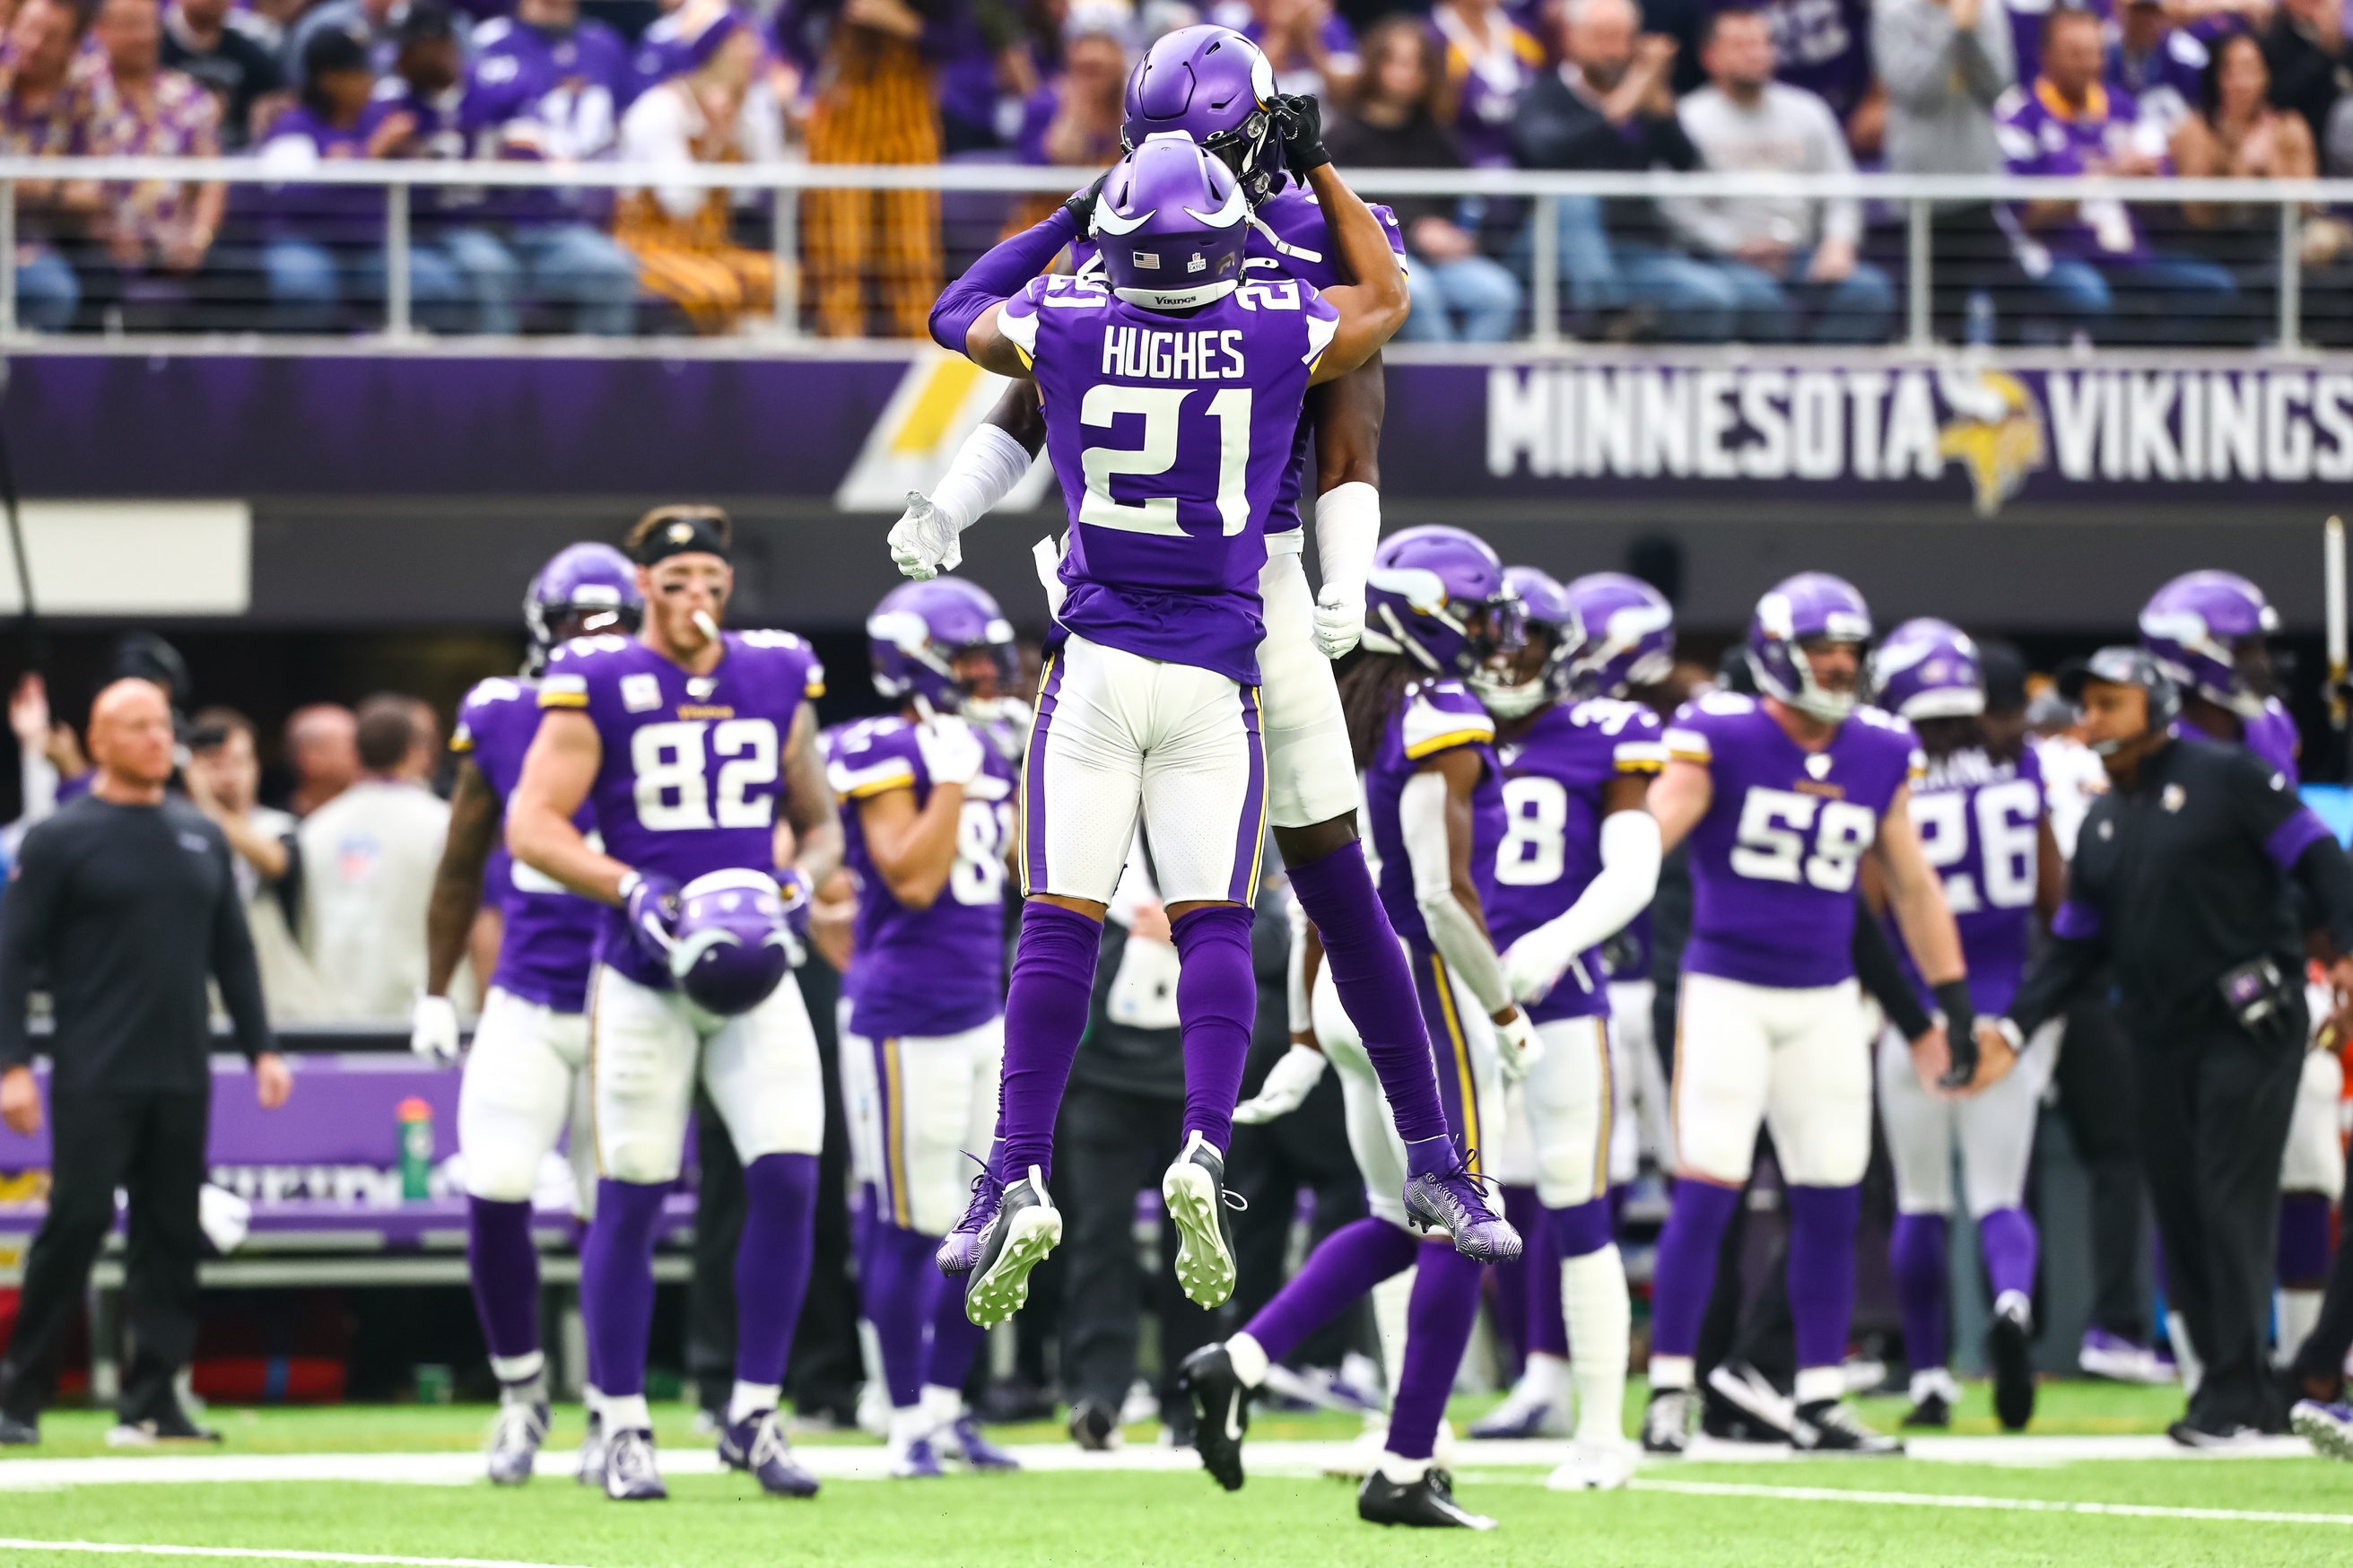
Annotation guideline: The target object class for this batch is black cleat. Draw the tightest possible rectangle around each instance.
[1179,1343,1251,1492]
[1988,1293,2037,1433]
[0,1414,36,1446]
[1357,1468,1496,1529]
[1163,1133,1242,1311]
[964,1166,1062,1328]
[1706,1360,1798,1445]
[1792,1398,1904,1455]
[1067,1398,1120,1451]
[1901,1391,1953,1430]
[1642,1388,1696,1455]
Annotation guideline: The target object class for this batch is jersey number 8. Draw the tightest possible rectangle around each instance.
[632,719,780,832]
[951,800,1015,907]
[1495,776,1568,887]
[1730,787,1877,892]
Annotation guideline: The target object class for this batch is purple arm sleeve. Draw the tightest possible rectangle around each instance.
[928,207,1079,355]
[2052,899,2102,940]
[2265,807,2333,872]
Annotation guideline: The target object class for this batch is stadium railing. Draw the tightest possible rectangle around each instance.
[6,158,2353,350]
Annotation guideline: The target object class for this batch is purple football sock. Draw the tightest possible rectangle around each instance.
[1172,904,1257,1156]
[1785,1183,1862,1374]
[1549,1195,1613,1259]
[1649,1179,1740,1360]
[2279,1192,2333,1285]
[1524,1194,1567,1358]
[1287,841,1448,1146]
[466,1196,541,1370]
[926,1282,987,1391]
[1490,1186,1538,1363]
[580,1178,670,1399]
[994,901,1102,1186]
[1890,1212,1950,1373]
[1977,1206,2039,1301]
[1388,1244,1483,1461]
[734,1153,819,1389]
[1242,1216,1420,1365]
[861,1221,932,1408]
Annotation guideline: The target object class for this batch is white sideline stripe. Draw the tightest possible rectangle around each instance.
[0,1540,592,1568]
[1628,1478,2353,1527]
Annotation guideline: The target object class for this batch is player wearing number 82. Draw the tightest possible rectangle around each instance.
[1641,571,1983,1457]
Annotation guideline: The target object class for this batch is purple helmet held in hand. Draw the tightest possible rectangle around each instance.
[525,543,642,669]
[1362,526,1523,679]
[1123,25,1283,203]
[1559,571,1676,701]
[1470,565,1571,718]
[1094,136,1251,309]
[669,868,793,1016]
[1747,571,1874,723]
[867,578,1017,719]
[2139,570,2279,717]
[1869,617,1984,721]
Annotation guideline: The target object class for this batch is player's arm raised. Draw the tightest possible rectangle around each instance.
[1278,99,1407,387]
[509,710,631,905]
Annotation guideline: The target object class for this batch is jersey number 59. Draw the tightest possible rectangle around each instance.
[1730,787,1877,892]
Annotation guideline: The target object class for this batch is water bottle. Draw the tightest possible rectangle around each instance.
[397,1096,434,1201]
[1965,291,1996,348]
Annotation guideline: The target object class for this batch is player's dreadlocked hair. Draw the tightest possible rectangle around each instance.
[1338,652,1422,772]
[624,503,734,557]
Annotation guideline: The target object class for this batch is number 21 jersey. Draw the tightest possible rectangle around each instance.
[1666,692,1922,989]
[997,272,1340,687]
[539,630,825,989]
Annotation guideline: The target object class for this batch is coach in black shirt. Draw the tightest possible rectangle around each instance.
[2002,648,2353,1445]
[0,679,290,1443]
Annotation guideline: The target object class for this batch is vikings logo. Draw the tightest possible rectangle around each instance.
[1936,370,2047,518]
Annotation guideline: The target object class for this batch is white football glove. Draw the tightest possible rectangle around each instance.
[889,491,962,580]
[410,992,461,1065]
[1232,1044,1330,1125]
[915,712,986,788]
[1313,581,1365,660]
[1504,928,1596,1006]
[1494,1007,1544,1085]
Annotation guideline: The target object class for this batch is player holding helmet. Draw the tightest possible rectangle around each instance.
[827,579,1023,1477]
[415,544,641,1485]
[1642,573,1990,1457]
[506,505,841,1503]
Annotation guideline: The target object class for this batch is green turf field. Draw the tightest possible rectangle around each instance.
[0,1385,2345,1568]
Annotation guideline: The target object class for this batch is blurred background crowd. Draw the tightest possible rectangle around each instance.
[9,0,2353,342]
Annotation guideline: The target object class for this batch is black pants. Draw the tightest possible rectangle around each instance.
[2291,1133,2353,1398]
[2048,993,2150,1343]
[2136,1006,2305,1430]
[1226,1043,1369,1371]
[685,1088,745,1416]
[1,1090,208,1424]
[1056,1081,1215,1426]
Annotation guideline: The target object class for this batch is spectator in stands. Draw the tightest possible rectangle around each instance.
[87,0,226,332]
[296,693,449,1022]
[1327,16,1521,342]
[1429,0,1542,168]
[252,27,476,332]
[615,6,779,334]
[2264,0,2349,150]
[283,702,360,817]
[161,0,290,147]
[368,5,464,157]
[1664,8,1892,342]
[182,706,337,1021]
[1742,0,1880,155]
[1015,6,1128,173]
[444,0,641,335]
[6,674,90,845]
[1,0,108,331]
[1877,0,2017,338]
[1998,6,2239,342]
[285,0,468,89]
[2109,0,2207,141]
[1216,0,1356,100]
[1513,0,1730,341]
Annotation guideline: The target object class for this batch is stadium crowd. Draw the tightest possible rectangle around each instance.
[7,0,2353,338]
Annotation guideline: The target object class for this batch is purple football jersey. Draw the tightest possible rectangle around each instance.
[1366,681,1505,947]
[538,629,825,989]
[826,715,1015,1041]
[1711,0,1872,121]
[1667,693,1923,989]
[2172,695,2300,785]
[1893,743,2045,1018]
[1488,699,1669,1023]
[453,675,604,1013]
[460,15,632,223]
[1069,187,1407,537]
[998,272,1340,686]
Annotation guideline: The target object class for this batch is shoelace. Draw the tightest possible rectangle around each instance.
[747,1411,789,1470]
[951,1157,1002,1230]
[1422,1154,1506,1221]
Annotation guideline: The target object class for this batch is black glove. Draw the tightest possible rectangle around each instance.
[1273,92,1330,178]
[1933,980,1979,1091]
[1063,170,1110,234]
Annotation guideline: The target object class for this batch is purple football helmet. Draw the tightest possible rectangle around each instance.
[1870,618,1984,721]
[1094,135,1250,309]
[867,578,1016,719]
[1470,566,1571,718]
[669,868,793,1015]
[526,543,641,667]
[1362,527,1523,679]
[1558,571,1676,701]
[1122,25,1283,203]
[1747,571,1874,722]
[2139,570,2279,717]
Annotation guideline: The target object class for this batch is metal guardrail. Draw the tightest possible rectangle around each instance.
[4,158,2347,349]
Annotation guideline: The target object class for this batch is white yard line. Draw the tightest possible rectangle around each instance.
[1626,1477,2353,1527]
[0,1541,594,1568]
